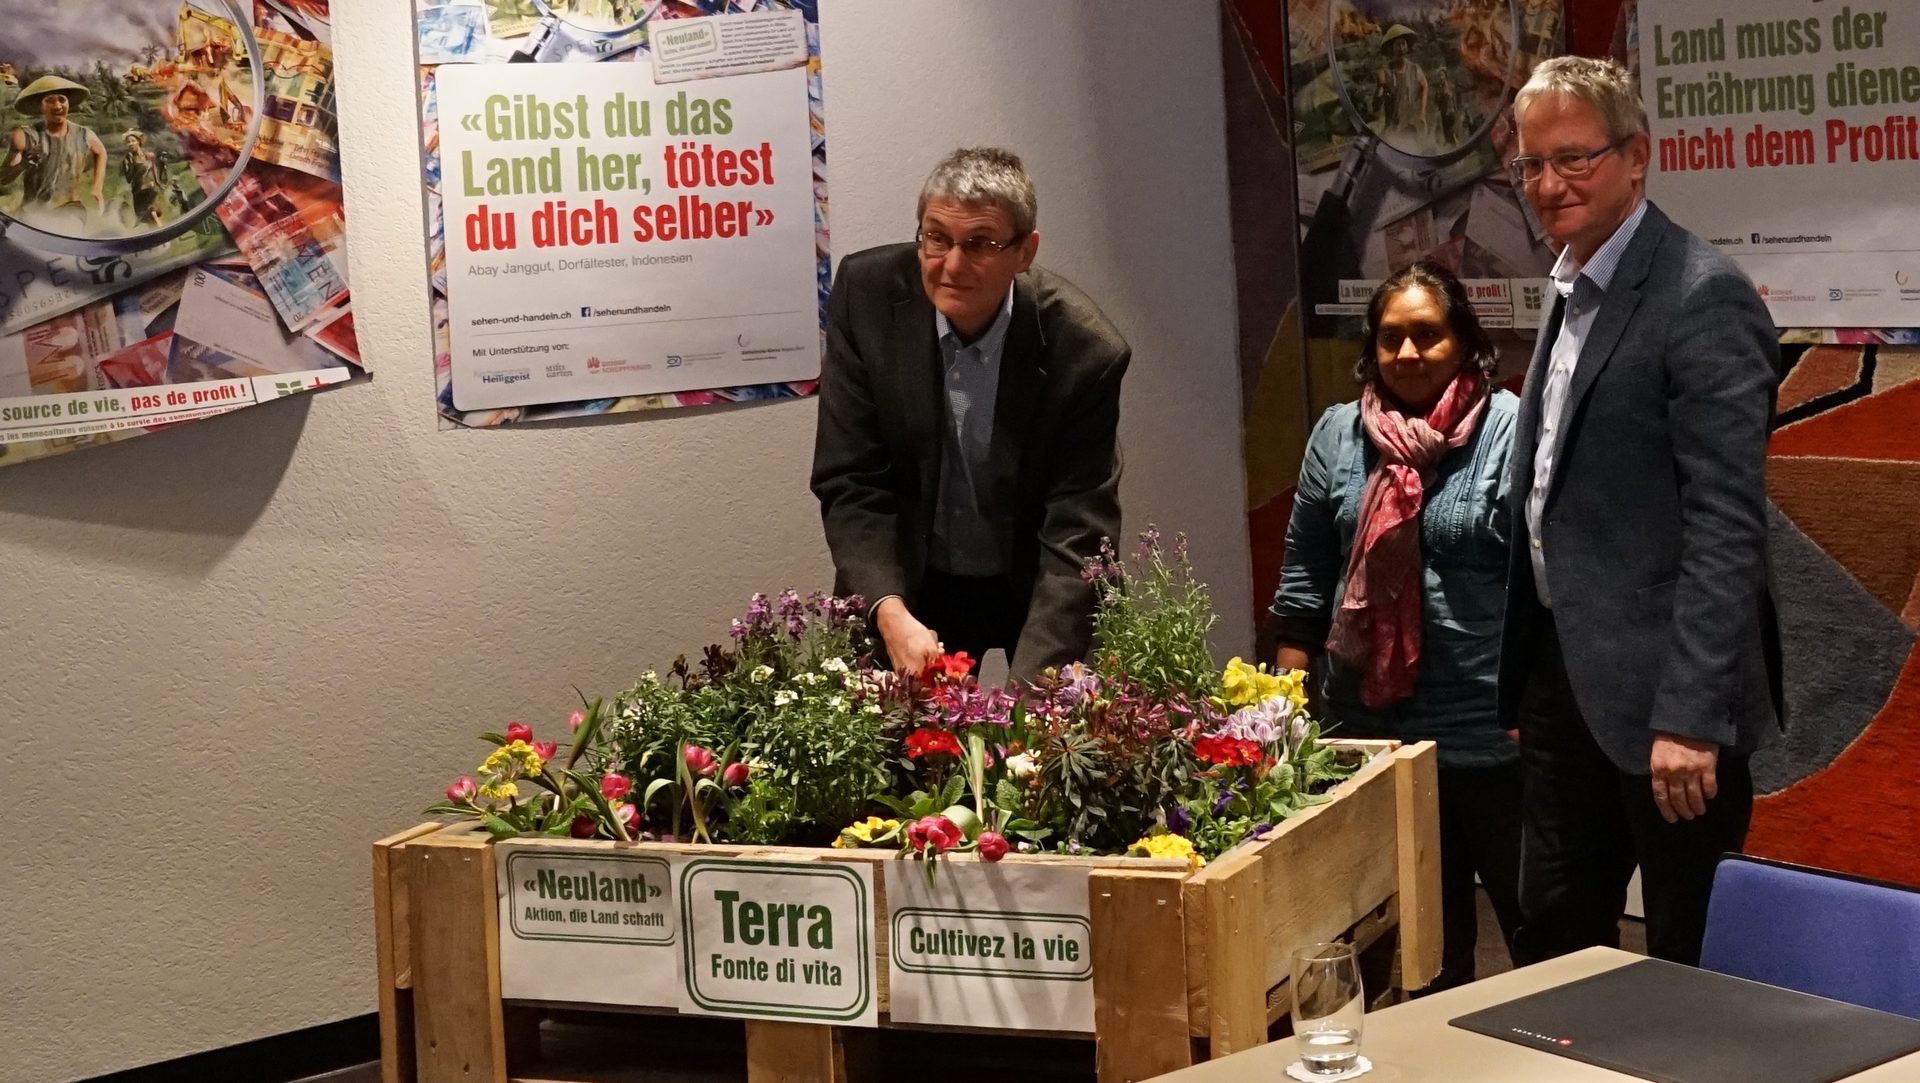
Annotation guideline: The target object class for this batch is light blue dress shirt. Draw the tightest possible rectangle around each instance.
[929,286,1015,576]
[1527,198,1648,605]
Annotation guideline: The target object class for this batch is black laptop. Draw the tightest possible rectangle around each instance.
[1449,958,1920,1083]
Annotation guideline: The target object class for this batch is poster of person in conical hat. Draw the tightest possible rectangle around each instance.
[0,0,362,468]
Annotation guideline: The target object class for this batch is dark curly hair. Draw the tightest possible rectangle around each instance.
[1353,261,1500,387]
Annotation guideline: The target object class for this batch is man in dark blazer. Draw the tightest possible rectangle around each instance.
[1498,58,1784,967]
[811,147,1130,680]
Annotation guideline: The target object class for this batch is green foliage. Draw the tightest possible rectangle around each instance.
[1086,530,1220,701]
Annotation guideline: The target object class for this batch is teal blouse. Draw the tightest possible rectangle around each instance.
[1269,390,1519,768]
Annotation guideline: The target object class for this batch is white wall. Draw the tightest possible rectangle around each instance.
[0,3,1248,1079]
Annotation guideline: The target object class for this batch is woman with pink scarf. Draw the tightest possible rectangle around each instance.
[1270,261,1520,993]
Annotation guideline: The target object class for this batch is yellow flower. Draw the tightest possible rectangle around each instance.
[833,816,899,848]
[1221,657,1288,708]
[478,781,519,801]
[1129,831,1206,869]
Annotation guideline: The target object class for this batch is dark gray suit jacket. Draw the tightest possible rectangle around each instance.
[810,243,1130,678]
[1497,202,1785,773]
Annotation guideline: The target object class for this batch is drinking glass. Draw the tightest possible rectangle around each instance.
[1291,941,1364,1074]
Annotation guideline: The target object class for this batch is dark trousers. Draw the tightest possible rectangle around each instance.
[1512,607,1753,967]
[1432,761,1525,991]
[914,569,1022,672]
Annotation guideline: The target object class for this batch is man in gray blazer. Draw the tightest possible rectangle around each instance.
[811,148,1129,680]
[1497,58,1783,967]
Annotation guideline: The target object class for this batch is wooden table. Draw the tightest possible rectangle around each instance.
[1148,947,1920,1082]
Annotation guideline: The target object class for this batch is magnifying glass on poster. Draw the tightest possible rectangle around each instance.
[0,0,264,258]
[1300,0,1521,314]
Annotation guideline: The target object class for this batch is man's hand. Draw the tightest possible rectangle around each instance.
[873,597,941,677]
[1650,732,1719,823]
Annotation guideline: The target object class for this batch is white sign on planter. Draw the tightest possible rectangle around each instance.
[885,861,1096,1033]
[675,858,877,1026]
[495,841,679,1007]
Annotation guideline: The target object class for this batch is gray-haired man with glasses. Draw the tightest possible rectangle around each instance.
[811,146,1130,680]
[1495,57,1783,969]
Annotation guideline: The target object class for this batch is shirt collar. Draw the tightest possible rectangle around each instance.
[935,283,1016,356]
[1549,198,1648,298]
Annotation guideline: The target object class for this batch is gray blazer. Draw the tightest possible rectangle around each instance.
[1496,202,1785,773]
[810,243,1130,678]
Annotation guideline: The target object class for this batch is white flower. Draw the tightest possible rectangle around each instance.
[749,665,774,683]
[821,657,850,674]
[863,704,883,715]
[797,671,824,686]
[773,689,797,707]
[828,695,848,711]
[1006,752,1038,779]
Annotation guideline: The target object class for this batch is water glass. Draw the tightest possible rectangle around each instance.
[1291,941,1364,1074]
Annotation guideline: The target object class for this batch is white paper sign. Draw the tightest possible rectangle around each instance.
[495,842,680,1007]
[1640,0,1920,326]
[436,58,819,410]
[675,858,876,1026]
[651,10,810,84]
[885,861,1096,1033]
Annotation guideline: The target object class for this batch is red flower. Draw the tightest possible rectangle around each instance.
[446,776,477,803]
[570,815,598,839]
[504,722,534,745]
[531,740,558,763]
[904,728,965,760]
[600,773,633,801]
[683,744,718,778]
[920,651,975,684]
[1194,734,1262,767]
[723,761,751,789]
[568,710,586,731]
[976,831,1009,862]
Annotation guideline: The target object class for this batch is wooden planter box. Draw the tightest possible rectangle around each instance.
[372,740,1440,1083]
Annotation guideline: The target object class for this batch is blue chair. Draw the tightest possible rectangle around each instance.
[1700,854,1920,1019]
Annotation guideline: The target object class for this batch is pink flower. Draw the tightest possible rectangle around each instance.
[976,831,1008,862]
[614,803,641,836]
[600,773,633,801]
[505,722,534,745]
[723,761,750,789]
[531,740,557,763]
[570,815,597,839]
[568,710,586,731]
[446,776,477,803]
[909,815,963,853]
[683,744,717,778]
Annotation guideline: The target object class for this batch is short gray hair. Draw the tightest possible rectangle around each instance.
[1515,56,1648,142]
[916,147,1037,237]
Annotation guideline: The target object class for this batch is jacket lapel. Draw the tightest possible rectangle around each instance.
[990,274,1046,522]
[1561,203,1667,428]
[1511,293,1563,492]
[890,286,943,509]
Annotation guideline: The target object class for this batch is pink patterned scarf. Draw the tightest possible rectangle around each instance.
[1326,371,1489,708]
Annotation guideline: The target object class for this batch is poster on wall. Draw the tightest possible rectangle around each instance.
[1637,0,1920,327]
[1290,0,1564,336]
[413,0,828,428]
[0,0,362,468]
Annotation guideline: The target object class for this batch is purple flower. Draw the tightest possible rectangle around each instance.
[1134,526,1161,560]
[1213,781,1236,816]
[1222,697,1296,748]
[777,589,806,636]
[746,592,772,624]
[1057,662,1100,706]
[1171,532,1190,561]
[1165,805,1191,836]
[728,618,750,641]
[1247,822,1273,841]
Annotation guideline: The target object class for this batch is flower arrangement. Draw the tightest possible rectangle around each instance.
[429,531,1360,865]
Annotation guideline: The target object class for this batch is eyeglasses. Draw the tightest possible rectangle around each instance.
[1508,136,1630,186]
[916,228,1023,259]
